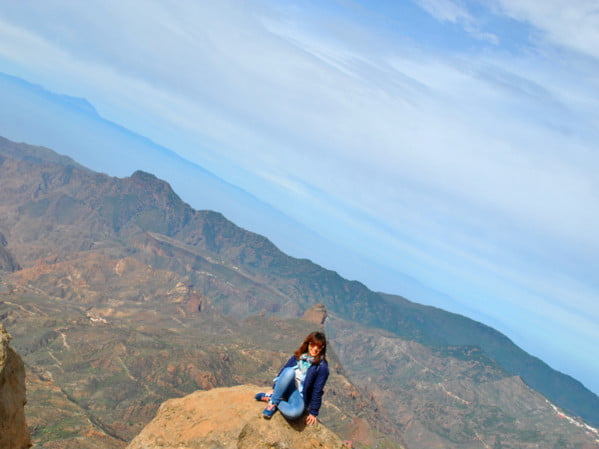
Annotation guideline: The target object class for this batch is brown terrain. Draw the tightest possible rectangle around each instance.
[1,272,401,448]
[1,137,598,449]
[327,318,599,449]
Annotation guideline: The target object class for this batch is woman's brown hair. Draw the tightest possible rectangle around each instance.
[294,331,327,364]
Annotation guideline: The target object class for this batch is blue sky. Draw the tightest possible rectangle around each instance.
[0,1,598,396]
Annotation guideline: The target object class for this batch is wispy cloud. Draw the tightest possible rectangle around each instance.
[414,0,473,23]
[411,0,499,43]
[494,0,599,60]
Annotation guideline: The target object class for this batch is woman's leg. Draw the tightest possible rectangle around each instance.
[269,367,296,406]
[277,389,305,420]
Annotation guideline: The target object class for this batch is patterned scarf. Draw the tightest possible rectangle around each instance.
[298,353,315,374]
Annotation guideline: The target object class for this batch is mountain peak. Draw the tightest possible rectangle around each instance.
[303,302,328,325]
[126,384,350,449]
[129,169,176,193]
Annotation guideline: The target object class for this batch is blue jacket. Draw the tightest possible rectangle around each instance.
[278,355,329,416]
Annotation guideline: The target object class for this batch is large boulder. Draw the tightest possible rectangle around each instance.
[126,384,351,449]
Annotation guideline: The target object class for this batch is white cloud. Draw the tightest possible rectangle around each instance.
[494,0,599,60]
[411,0,499,44]
[413,0,473,23]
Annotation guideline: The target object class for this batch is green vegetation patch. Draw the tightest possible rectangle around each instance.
[32,417,83,440]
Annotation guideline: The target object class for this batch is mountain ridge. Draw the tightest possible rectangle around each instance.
[0,71,383,279]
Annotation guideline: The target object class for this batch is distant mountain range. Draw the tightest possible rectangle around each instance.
[0,71,417,294]
[1,137,598,449]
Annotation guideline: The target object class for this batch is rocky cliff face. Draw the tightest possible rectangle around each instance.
[0,324,31,449]
[126,384,351,449]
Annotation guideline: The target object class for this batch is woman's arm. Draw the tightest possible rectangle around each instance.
[306,362,330,416]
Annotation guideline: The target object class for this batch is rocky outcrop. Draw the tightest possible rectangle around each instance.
[126,384,350,449]
[0,324,31,449]
[303,303,328,325]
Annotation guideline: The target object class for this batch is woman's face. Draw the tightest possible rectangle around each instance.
[308,341,323,357]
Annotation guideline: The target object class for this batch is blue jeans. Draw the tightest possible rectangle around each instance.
[270,367,305,419]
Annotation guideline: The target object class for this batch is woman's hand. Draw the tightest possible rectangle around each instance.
[306,414,318,426]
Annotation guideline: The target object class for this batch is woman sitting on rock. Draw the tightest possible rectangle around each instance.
[255,331,329,425]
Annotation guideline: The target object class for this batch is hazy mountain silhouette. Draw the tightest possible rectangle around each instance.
[0,72,431,297]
